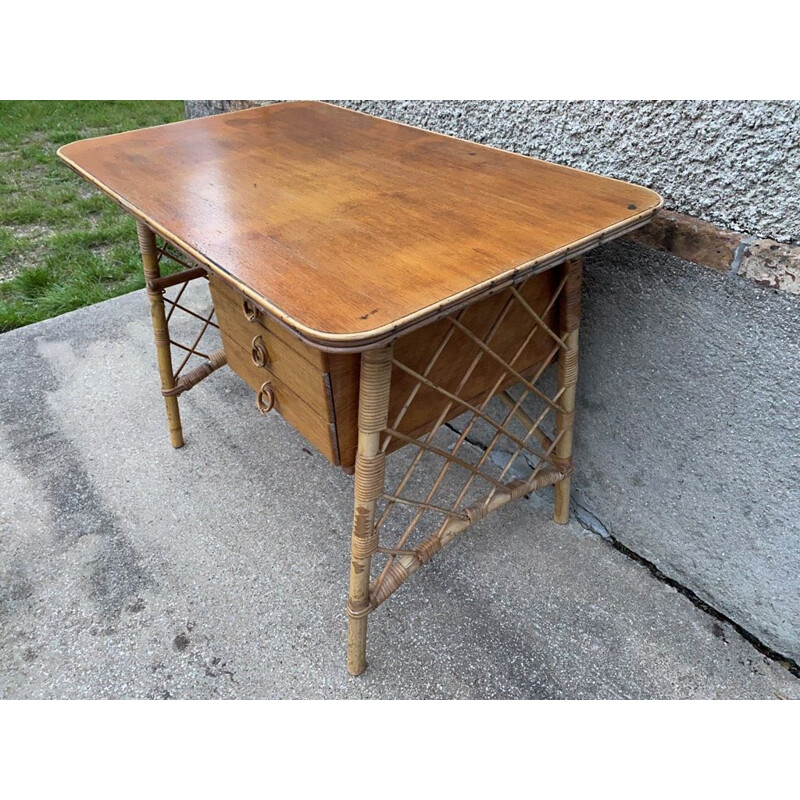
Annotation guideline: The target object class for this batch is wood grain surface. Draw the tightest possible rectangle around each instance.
[59,101,661,348]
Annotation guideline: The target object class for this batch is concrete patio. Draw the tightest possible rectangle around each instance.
[1,286,798,699]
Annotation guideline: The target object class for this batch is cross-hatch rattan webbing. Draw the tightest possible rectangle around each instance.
[367,273,571,609]
[148,237,227,396]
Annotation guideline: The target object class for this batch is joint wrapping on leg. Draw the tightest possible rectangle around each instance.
[137,222,156,256]
[346,602,371,620]
[560,258,583,333]
[358,347,393,434]
[150,320,171,349]
[370,560,410,607]
[559,348,579,386]
[162,348,228,397]
[551,455,573,474]
[556,409,575,430]
[354,452,386,503]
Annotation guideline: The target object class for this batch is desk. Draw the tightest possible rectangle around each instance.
[58,101,661,674]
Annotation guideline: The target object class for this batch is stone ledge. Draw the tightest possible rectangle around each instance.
[624,209,742,273]
[624,209,800,296]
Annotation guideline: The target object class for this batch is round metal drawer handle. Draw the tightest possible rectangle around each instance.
[251,334,270,367]
[242,297,259,322]
[256,382,275,414]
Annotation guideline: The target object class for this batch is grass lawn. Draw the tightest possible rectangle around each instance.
[0,100,186,332]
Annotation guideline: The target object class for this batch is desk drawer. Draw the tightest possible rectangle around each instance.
[209,275,340,464]
[222,332,340,464]
[209,275,326,370]
[209,275,334,421]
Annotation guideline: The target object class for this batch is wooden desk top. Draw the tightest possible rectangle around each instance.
[59,101,661,350]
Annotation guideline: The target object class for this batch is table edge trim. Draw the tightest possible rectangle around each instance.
[58,146,662,352]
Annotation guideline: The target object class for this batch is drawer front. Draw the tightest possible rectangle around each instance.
[209,274,326,369]
[208,275,340,465]
[222,333,340,464]
[209,276,334,421]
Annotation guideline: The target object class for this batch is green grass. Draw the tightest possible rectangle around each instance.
[0,100,186,332]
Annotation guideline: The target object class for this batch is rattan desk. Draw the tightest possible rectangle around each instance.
[59,102,662,675]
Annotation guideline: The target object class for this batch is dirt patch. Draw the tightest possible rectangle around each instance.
[1,246,47,282]
[0,224,52,282]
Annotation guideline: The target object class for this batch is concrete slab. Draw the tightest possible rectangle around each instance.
[576,240,800,662]
[1,287,798,698]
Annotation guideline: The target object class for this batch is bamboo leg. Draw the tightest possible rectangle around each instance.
[347,345,393,675]
[553,257,582,524]
[137,222,184,448]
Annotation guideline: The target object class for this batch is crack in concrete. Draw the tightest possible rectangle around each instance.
[442,421,487,453]
[443,421,544,475]
[442,419,800,679]
[570,500,611,540]
[568,498,800,679]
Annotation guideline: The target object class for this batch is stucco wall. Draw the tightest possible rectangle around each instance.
[186,100,800,244]
[184,100,800,664]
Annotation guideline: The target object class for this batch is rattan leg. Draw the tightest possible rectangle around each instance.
[137,221,184,448]
[553,257,582,523]
[347,345,393,675]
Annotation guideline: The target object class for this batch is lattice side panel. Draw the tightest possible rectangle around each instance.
[152,237,227,396]
[368,273,572,609]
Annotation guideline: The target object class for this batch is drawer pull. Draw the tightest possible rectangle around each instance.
[251,334,270,367]
[242,297,259,322]
[256,382,275,414]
